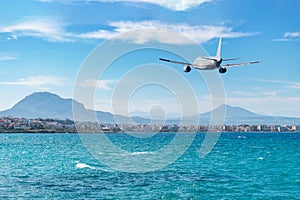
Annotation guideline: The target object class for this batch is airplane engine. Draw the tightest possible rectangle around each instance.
[219,67,227,74]
[183,65,191,73]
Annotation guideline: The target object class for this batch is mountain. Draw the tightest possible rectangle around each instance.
[199,104,300,125]
[0,92,149,124]
[1,92,299,125]
[146,104,300,125]
[0,92,88,119]
[201,104,260,119]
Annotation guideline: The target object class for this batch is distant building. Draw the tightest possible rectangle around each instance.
[277,126,287,132]
[160,125,171,132]
[292,125,300,131]
[270,125,278,132]
[259,125,270,132]
[101,125,110,132]
[170,124,180,132]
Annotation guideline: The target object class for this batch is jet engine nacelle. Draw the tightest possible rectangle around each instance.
[183,65,191,73]
[219,67,227,74]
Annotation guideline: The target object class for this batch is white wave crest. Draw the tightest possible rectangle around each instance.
[75,162,96,170]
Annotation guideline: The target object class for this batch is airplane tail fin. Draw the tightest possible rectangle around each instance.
[216,37,222,58]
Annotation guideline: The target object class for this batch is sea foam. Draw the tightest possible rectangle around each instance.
[75,162,96,170]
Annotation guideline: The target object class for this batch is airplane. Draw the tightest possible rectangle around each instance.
[159,37,260,74]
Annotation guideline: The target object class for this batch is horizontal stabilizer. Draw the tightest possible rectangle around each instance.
[202,57,216,61]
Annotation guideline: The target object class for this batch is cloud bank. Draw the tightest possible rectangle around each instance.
[273,31,300,42]
[0,18,256,44]
[96,0,212,11]
[38,0,213,11]
[77,79,116,90]
[0,52,18,61]
[0,76,67,90]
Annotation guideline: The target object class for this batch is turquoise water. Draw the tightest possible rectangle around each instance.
[0,133,299,199]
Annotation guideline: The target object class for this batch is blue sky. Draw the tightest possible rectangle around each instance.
[0,0,300,117]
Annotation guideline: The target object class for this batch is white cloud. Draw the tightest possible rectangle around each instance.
[78,30,115,40]
[0,18,73,42]
[98,0,212,11]
[0,76,67,90]
[232,90,279,98]
[78,79,116,90]
[256,79,300,90]
[260,91,277,97]
[0,18,256,44]
[0,52,18,61]
[35,0,76,4]
[80,21,256,44]
[272,31,300,42]
[232,91,259,97]
[288,83,300,89]
[38,0,213,11]
[284,32,300,38]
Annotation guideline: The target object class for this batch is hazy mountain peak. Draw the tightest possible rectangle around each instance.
[202,104,260,118]
[0,93,299,125]
[13,92,61,108]
[1,92,77,119]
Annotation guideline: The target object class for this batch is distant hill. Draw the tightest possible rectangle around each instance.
[198,104,300,125]
[0,92,76,119]
[1,92,299,125]
[201,104,260,119]
[0,92,149,124]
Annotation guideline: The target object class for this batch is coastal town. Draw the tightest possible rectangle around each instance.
[1,116,300,133]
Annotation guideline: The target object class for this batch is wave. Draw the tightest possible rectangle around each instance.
[74,161,115,172]
[75,162,96,170]
[130,151,154,155]
[117,151,156,156]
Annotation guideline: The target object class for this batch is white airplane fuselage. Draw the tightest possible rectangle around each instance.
[193,57,220,70]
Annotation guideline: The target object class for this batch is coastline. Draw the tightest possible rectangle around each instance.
[1,130,300,134]
[1,116,300,133]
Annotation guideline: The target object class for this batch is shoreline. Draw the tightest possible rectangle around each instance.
[1,131,300,134]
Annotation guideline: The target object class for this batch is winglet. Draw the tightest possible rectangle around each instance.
[216,37,222,58]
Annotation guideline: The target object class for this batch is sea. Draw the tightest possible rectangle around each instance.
[0,132,299,199]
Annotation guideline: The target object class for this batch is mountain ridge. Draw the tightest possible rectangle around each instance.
[200,104,260,118]
[0,92,299,125]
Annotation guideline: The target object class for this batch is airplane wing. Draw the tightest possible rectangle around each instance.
[159,58,193,66]
[222,60,261,68]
